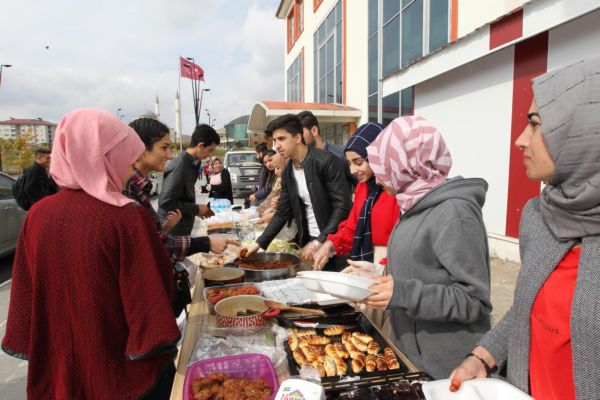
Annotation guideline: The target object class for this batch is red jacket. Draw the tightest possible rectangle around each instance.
[2,190,180,399]
[327,182,400,258]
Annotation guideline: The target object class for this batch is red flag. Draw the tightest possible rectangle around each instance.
[180,57,205,81]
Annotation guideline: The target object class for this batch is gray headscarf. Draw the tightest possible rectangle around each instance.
[533,57,600,240]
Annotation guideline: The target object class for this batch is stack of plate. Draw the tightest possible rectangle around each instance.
[296,271,377,302]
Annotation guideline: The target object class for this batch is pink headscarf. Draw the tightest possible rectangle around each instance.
[50,108,145,207]
[366,116,452,214]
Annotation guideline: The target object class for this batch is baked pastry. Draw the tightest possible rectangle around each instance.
[376,354,388,371]
[352,331,374,344]
[351,357,364,374]
[311,360,326,377]
[324,356,337,377]
[309,336,330,346]
[292,349,307,365]
[365,354,377,372]
[288,335,298,352]
[367,341,380,355]
[341,332,352,345]
[331,355,347,376]
[323,325,345,336]
[297,329,317,337]
[334,342,349,359]
[351,336,369,352]
[325,344,338,358]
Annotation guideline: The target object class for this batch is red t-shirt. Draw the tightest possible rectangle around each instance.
[529,246,580,400]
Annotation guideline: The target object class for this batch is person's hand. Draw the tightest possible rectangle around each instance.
[312,240,335,270]
[249,194,256,203]
[448,346,495,391]
[238,242,260,258]
[271,195,280,208]
[162,209,182,232]
[342,260,385,278]
[198,204,215,218]
[363,275,394,309]
[300,240,321,262]
[258,212,274,225]
[205,183,211,192]
[209,237,239,254]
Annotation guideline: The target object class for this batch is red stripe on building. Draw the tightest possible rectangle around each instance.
[490,8,523,50]
[450,0,458,43]
[505,32,548,238]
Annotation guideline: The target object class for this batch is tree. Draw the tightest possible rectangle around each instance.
[11,128,35,173]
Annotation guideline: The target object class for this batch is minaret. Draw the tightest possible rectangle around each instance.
[154,95,160,120]
[175,91,182,152]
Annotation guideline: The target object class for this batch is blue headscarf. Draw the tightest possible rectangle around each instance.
[344,122,385,262]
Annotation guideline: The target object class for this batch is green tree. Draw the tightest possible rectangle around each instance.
[11,128,35,173]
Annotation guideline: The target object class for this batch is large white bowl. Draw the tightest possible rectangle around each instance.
[422,378,532,400]
[297,271,377,302]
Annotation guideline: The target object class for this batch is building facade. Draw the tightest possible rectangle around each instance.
[0,118,57,145]
[225,115,250,148]
[277,0,600,260]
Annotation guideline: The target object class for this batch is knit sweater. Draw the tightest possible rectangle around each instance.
[479,197,600,399]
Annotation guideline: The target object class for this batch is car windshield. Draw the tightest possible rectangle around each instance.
[227,153,260,166]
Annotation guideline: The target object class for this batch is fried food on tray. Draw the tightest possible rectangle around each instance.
[190,373,272,400]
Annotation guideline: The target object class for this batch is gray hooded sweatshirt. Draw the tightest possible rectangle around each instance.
[387,177,492,379]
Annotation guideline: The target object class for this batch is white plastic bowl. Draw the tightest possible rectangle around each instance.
[297,271,377,302]
[422,378,533,400]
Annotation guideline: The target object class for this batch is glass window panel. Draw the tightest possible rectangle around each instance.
[429,0,449,52]
[384,0,400,24]
[368,34,378,95]
[314,83,318,102]
[401,87,414,115]
[327,39,334,73]
[401,0,423,67]
[319,77,326,102]
[336,64,342,102]
[319,44,326,79]
[299,57,303,101]
[317,24,325,44]
[402,0,414,8]
[326,71,334,103]
[336,1,342,23]
[326,8,336,35]
[368,94,378,123]
[383,15,400,76]
[336,24,342,63]
[382,92,400,126]
[368,0,378,35]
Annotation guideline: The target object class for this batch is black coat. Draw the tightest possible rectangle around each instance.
[209,168,233,204]
[23,162,59,205]
[257,147,352,248]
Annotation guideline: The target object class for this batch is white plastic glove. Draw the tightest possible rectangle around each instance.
[342,260,385,278]
[239,241,260,258]
[312,240,335,270]
[300,240,322,261]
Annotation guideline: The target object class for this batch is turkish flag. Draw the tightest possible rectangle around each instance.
[180,57,205,81]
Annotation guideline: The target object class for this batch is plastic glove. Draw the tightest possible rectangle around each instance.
[342,260,385,278]
[300,240,321,262]
[161,209,182,233]
[312,240,335,270]
[239,241,260,258]
[210,237,239,254]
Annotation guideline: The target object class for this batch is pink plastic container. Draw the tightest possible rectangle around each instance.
[183,353,279,400]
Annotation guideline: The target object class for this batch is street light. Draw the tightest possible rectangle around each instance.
[199,89,210,124]
[0,64,12,88]
[205,108,211,126]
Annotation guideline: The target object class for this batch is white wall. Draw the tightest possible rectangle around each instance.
[414,47,515,237]
[344,0,369,124]
[547,7,600,71]
[458,0,530,39]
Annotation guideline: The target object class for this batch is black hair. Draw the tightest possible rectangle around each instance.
[190,124,220,148]
[128,118,170,151]
[264,149,276,157]
[265,114,305,144]
[255,143,268,153]
[297,110,320,132]
[34,148,51,156]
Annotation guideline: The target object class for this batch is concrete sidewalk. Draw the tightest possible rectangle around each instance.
[0,258,520,398]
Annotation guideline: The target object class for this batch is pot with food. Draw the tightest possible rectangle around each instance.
[233,252,301,282]
[214,295,280,328]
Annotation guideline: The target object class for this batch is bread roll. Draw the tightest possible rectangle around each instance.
[288,335,298,352]
[323,325,345,336]
[351,357,364,373]
[331,355,347,376]
[292,349,307,365]
[376,354,388,371]
[297,329,317,337]
[367,341,380,355]
[311,360,326,377]
[334,342,349,359]
[309,335,330,346]
[365,354,377,372]
[352,331,374,344]
[325,344,337,358]
[351,336,369,352]
[324,356,337,377]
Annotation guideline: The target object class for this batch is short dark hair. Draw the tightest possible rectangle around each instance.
[265,114,304,145]
[255,143,268,153]
[129,118,170,151]
[34,148,51,157]
[264,149,276,157]
[297,110,320,133]
[190,124,220,148]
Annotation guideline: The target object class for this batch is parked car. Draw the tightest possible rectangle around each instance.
[0,172,28,257]
[223,151,262,198]
[148,172,163,196]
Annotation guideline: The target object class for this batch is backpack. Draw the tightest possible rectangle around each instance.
[12,175,32,210]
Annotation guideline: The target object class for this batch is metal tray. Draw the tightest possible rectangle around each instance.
[329,371,431,399]
[283,311,419,389]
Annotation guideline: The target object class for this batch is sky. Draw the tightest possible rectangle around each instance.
[0,0,284,135]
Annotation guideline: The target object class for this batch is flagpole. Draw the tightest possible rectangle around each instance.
[178,55,183,154]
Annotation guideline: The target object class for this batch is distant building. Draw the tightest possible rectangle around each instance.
[225,115,250,148]
[0,118,57,145]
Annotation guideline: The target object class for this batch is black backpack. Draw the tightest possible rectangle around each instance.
[12,175,32,210]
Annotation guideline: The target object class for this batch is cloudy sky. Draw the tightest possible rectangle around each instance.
[0,0,284,135]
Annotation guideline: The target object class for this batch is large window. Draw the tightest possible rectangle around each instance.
[313,1,343,103]
[287,52,303,102]
[368,0,378,122]
[381,87,414,126]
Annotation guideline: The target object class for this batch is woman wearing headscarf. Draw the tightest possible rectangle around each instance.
[1,109,180,399]
[363,116,492,379]
[207,156,233,204]
[312,122,400,270]
[450,58,600,400]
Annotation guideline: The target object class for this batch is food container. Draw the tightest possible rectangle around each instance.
[234,252,300,282]
[421,378,532,400]
[275,378,325,400]
[297,271,377,302]
[331,372,429,399]
[214,295,280,328]
[203,282,262,314]
[183,353,279,400]
[203,266,245,287]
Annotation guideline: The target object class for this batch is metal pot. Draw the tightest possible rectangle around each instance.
[203,267,245,287]
[214,295,280,328]
[233,252,301,282]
